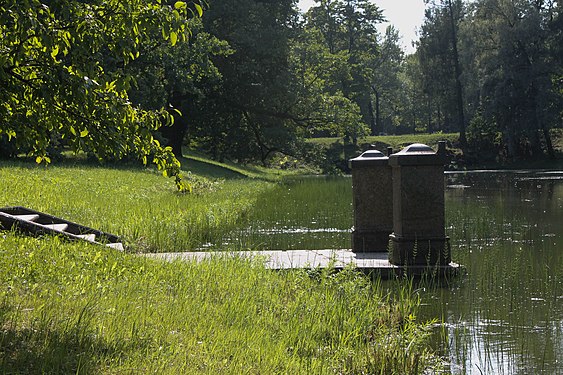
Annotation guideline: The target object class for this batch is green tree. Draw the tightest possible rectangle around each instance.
[418,0,467,145]
[305,0,385,140]
[289,26,364,140]
[186,0,302,164]
[367,26,405,135]
[467,0,561,159]
[127,19,231,158]
[0,0,204,189]
[400,53,429,134]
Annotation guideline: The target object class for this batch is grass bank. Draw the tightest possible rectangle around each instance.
[0,158,443,374]
[308,133,460,152]
[308,130,563,171]
[0,159,277,253]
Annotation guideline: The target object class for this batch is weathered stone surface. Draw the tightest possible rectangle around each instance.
[352,229,391,253]
[143,249,463,278]
[350,150,393,252]
[388,143,450,266]
[392,165,445,238]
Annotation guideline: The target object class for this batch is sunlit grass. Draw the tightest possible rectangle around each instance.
[0,158,444,373]
[308,133,460,151]
[0,160,273,252]
[0,234,442,374]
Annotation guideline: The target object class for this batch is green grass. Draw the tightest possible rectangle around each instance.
[0,159,274,253]
[0,157,443,374]
[0,235,441,374]
[181,149,314,181]
[308,133,460,152]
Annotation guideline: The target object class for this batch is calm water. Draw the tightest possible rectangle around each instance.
[220,171,563,374]
[432,171,563,374]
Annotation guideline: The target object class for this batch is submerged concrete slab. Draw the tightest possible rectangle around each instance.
[143,249,463,279]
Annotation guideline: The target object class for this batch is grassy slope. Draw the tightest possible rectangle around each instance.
[0,160,272,253]
[0,156,442,374]
[309,130,563,169]
[308,133,460,152]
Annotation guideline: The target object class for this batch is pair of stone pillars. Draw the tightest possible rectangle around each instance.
[350,142,450,266]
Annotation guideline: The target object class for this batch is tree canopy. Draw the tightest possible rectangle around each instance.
[0,0,204,190]
[1,0,561,174]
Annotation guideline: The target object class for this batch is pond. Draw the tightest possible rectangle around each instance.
[430,171,563,374]
[216,171,563,374]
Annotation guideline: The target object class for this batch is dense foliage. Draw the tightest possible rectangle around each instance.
[417,0,562,161]
[0,0,204,189]
[168,0,562,165]
[1,0,561,170]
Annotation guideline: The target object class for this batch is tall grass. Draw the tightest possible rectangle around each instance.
[0,159,444,373]
[0,160,272,252]
[0,234,442,374]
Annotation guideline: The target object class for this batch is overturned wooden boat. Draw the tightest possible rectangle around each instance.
[0,206,124,250]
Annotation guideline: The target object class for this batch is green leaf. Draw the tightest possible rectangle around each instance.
[174,1,186,9]
[170,31,178,46]
[194,3,203,17]
[70,126,76,136]
[51,45,59,59]
[80,129,89,137]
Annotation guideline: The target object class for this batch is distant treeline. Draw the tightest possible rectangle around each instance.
[1,0,561,168]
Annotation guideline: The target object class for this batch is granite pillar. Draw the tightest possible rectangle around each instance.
[388,142,451,266]
[349,148,393,252]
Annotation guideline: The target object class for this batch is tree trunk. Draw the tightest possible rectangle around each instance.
[375,90,381,134]
[427,98,433,133]
[160,92,191,159]
[368,99,376,135]
[161,109,188,159]
[370,86,381,135]
[542,127,555,159]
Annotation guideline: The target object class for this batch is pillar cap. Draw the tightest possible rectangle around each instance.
[389,143,446,166]
[349,149,389,168]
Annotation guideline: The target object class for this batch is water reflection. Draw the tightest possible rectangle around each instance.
[217,171,562,373]
[432,170,563,374]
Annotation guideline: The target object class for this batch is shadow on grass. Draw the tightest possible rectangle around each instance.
[0,155,155,174]
[180,156,249,180]
[0,152,272,181]
[0,326,116,374]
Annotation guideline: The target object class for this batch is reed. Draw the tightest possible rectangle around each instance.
[423,175,563,374]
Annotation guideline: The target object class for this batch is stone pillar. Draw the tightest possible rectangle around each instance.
[388,142,451,266]
[349,148,393,252]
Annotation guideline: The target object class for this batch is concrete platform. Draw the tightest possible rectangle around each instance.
[143,249,463,279]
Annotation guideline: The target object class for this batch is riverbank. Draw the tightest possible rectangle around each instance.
[307,130,563,172]
[0,158,444,374]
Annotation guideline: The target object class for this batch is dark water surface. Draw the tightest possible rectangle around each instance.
[431,171,563,374]
[221,172,562,374]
